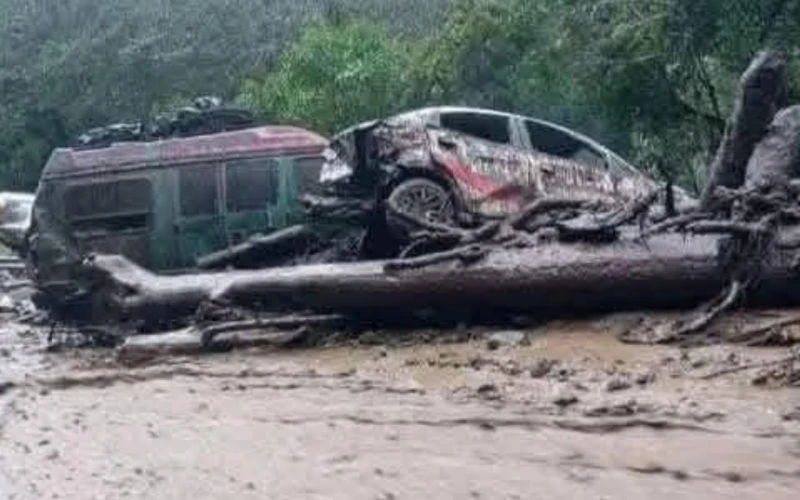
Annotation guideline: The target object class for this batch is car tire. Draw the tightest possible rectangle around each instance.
[385,177,455,240]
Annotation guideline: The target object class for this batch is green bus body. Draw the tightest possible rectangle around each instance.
[28,126,327,290]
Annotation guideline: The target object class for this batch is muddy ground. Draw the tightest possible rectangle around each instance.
[1,311,800,500]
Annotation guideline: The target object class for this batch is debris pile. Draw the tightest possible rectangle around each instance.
[13,49,800,362]
[73,96,258,149]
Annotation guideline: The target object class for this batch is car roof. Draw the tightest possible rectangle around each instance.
[391,106,645,172]
[402,106,613,149]
[336,106,624,160]
[41,125,328,179]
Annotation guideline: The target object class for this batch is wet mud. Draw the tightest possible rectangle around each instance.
[1,312,800,500]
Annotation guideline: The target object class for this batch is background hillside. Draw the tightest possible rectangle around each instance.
[1,0,798,191]
[0,0,451,187]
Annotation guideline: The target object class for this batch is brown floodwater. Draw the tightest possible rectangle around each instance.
[1,312,799,500]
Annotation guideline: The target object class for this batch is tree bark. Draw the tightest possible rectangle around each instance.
[196,225,317,270]
[81,229,800,325]
[700,50,788,210]
[745,105,800,187]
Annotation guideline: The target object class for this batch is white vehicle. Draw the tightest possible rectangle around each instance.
[0,191,35,254]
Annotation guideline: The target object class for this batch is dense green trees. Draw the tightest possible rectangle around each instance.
[237,21,415,134]
[0,0,449,189]
[1,0,798,192]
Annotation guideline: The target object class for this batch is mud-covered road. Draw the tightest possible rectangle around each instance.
[2,313,800,500]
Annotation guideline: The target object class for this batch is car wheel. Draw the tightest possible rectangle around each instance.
[385,178,455,239]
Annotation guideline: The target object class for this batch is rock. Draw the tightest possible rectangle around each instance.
[719,471,745,483]
[486,331,526,350]
[358,331,384,346]
[469,356,487,370]
[0,381,14,395]
[672,470,690,481]
[529,359,555,378]
[0,294,14,312]
[476,383,502,401]
[476,383,498,395]
[606,377,633,392]
[782,408,800,422]
[584,400,638,417]
[635,372,656,386]
[572,382,590,392]
[691,358,709,369]
[553,393,579,408]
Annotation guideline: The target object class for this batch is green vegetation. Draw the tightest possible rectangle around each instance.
[1,0,799,192]
[238,21,415,134]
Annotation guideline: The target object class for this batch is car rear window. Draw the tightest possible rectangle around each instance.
[524,120,606,169]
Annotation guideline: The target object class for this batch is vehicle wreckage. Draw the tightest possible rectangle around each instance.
[17,50,800,353]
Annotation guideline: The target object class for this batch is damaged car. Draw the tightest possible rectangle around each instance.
[310,106,695,255]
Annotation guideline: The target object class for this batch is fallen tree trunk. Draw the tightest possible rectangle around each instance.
[196,225,317,270]
[81,228,800,325]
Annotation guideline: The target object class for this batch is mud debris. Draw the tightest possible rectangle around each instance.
[553,393,580,408]
[486,331,526,350]
[0,380,14,395]
[605,376,634,392]
[529,359,556,378]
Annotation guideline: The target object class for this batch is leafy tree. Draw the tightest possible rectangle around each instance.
[409,0,800,192]
[237,21,416,134]
[0,0,451,189]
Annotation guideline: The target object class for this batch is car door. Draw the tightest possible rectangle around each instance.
[431,111,536,215]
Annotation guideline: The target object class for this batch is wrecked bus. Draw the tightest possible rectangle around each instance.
[25,125,327,295]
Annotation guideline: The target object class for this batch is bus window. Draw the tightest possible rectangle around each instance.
[179,163,220,217]
[65,178,152,232]
[225,157,279,212]
[292,156,324,195]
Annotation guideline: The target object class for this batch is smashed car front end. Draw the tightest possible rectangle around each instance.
[309,120,435,218]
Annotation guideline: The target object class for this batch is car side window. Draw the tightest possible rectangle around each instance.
[523,120,607,169]
[439,112,512,144]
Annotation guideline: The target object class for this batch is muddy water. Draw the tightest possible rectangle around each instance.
[1,313,800,500]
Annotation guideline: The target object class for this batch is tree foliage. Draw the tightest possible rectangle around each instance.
[406,0,800,191]
[1,0,798,193]
[0,0,450,189]
[237,21,414,134]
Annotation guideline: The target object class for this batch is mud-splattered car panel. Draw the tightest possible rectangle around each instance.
[320,116,669,220]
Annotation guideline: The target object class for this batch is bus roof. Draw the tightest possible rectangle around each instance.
[41,125,329,179]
